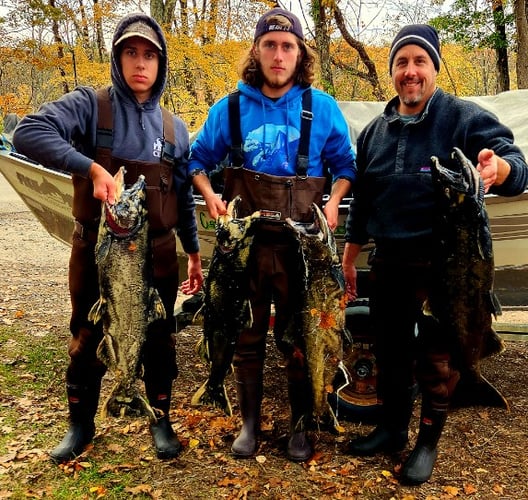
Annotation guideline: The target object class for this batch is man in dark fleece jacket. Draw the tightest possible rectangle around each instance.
[14,13,203,462]
[342,24,527,486]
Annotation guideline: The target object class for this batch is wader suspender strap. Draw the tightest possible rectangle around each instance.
[228,90,243,167]
[227,89,313,175]
[96,87,113,149]
[297,89,312,177]
[95,87,176,162]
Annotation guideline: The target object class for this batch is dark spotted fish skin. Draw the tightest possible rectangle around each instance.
[286,203,351,429]
[427,148,507,409]
[191,196,260,416]
[88,167,165,422]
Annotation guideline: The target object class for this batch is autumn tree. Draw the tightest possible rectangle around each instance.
[514,0,528,87]
[432,0,514,92]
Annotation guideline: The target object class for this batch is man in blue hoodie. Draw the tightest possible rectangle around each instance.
[14,13,203,462]
[189,7,356,462]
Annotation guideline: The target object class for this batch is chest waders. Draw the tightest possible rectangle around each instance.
[52,88,181,463]
[227,88,321,462]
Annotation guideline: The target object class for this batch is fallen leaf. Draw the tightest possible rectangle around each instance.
[493,483,504,495]
[463,483,477,495]
[443,485,459,495]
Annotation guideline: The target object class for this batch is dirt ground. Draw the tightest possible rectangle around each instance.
[1,175,527,499]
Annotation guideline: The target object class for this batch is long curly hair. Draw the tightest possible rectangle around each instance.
[238,18,317,87]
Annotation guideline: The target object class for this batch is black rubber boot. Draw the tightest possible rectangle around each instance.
[286,378,313,463]
[231,367,263,458]
[400,408,447,485]
[49,382,100,463]
[146,385,181,459]
[347,384,417,456]
[149,415,181,459]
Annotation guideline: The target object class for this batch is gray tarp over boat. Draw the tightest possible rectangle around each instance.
[339,89,528,156]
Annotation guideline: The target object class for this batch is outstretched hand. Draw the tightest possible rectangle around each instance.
[476,149,498,193]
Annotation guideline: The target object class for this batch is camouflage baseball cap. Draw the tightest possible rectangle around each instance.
[114,20,162,51]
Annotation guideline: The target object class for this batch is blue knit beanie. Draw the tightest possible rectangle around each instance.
[389,24,441,74]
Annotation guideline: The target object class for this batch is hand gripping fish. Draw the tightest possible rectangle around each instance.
[88,167,166,422]
[191,196,260,416]
[286,203,352,430]
[426,148,508,409]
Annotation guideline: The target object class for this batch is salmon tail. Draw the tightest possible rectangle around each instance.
[451,373,509,410]
[88,296,107,323]
[190,381,233,417]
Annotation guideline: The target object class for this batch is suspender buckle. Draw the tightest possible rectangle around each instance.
[301,109,313,121]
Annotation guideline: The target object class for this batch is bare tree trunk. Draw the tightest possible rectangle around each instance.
[150,0,179,27]
[515,0,528,88]
[49,0,69,94]
[491,0,510,92]
[93,0,107,63]
[310,1,334,95]
[77,0,91,57]
[331,3,385,100]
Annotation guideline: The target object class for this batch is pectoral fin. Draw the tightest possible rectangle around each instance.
[148,287,166,322]
[88,297,107,323]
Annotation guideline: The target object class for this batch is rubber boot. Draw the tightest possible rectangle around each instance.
[231,367,263,458]
[147,387,181,459]
[286,377,313,462]
[348,384,417,456]
[49,382,100,463]
[399,408,447,485]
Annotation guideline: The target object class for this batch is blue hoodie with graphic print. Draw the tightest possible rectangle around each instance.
[189,81,356,181]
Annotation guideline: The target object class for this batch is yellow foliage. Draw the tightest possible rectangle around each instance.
[0,25,516,125]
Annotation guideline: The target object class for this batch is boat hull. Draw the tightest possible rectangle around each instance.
[1,150,527,305]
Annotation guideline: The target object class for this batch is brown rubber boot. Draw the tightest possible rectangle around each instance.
[231,367,263,458]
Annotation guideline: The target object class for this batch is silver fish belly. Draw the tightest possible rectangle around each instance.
[427,148,507,409]
[88,167,166,422]
[191,196,260,416]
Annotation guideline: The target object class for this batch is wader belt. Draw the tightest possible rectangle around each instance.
[72,87,179,234]
[224,88,325,226]
[223,168,326,224]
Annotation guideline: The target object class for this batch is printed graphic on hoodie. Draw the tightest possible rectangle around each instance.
[153,137,163,158]
[245,124,300,174]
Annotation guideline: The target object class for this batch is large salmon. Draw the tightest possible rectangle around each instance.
[88,167,165,422]
[191,196,260,416]
[426,148,508,409]
[286,203,351,429]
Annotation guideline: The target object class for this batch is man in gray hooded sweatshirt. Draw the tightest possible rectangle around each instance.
[14,13,203,462]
